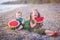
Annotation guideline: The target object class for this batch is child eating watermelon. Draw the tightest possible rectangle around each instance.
[26,9,58,37]
[31,9,58,37]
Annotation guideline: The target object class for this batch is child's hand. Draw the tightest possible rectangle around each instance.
[37,21,43,23]
[30,22,37,28]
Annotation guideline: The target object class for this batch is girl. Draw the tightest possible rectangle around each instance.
[24,9,57,37]
[16,11,24,30]
[29,9,58,37]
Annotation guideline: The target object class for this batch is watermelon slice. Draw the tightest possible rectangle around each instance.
[8,20,20,30]
[34,16,44,23]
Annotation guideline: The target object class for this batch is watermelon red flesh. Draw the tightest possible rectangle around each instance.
[9,21,19,27]
[34,17,44,22]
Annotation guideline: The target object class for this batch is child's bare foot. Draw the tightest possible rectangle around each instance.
[47,31,58,37]
[50,31,58,37]
[45,30,58,37]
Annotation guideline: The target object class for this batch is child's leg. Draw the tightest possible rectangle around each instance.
[45,30,53,34]
[33,28,46,34]
[34,28,58,37]
[18,25,23,30]
[45,30,58,37]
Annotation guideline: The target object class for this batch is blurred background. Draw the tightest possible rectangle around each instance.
[0,0,60,4]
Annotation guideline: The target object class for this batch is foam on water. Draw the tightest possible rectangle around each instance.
[0,4,28,13]
[0,0,17,4]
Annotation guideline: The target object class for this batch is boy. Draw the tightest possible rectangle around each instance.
[16,11,24,30]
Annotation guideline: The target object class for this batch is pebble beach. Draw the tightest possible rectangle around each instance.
[0,4,60,40]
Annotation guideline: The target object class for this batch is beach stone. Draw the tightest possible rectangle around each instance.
[0,4,60,40]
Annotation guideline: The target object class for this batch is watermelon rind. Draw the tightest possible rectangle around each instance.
[8,26,16,30]
[8,20,20,30]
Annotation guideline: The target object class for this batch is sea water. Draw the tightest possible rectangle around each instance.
[0,4,28,13]
[0,0,17,4]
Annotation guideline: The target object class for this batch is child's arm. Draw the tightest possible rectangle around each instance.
[22,19,25,24]
[30,22,36,28]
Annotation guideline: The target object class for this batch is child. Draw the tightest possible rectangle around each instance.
[29,9,58,37]
[24,9,57,37]
[16,11,24,30]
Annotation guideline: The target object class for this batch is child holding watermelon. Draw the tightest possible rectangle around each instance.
[8,11,24,30]
[24,9,58,37]
[16,11,24,30]
[30,9,58,37]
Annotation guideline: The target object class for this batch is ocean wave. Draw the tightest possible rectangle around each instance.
[0,4,28,13]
